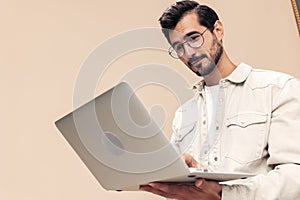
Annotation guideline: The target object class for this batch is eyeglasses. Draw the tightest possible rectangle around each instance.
[168,28,208,59]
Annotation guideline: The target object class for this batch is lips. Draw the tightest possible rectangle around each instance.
[188,55,207,67]
[191,58,202,67]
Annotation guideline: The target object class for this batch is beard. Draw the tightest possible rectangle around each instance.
[189,34,223,77]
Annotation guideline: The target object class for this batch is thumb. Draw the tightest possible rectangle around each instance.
[195,179,205,189]
[182,154,204,168]
[182,154,197,168]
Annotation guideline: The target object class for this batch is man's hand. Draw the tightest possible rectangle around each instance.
[182,153,204,168]
[140,179,222,200]
[140,154,221,199]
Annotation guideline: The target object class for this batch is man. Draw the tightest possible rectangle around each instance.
[139,1,300,199]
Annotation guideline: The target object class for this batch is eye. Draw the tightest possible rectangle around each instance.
[189,34,201,41]
[174,43,184,52]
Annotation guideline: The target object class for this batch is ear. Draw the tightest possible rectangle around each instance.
[213,20,224,42]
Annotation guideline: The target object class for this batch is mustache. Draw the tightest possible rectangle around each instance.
[187,54,208,66]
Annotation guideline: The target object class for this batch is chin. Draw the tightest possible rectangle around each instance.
[199,64,216,76]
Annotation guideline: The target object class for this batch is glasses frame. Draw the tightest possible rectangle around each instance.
[168,28,208,59]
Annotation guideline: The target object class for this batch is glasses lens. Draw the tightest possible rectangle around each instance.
[169,48,179,59]
[188,34,204,48]
[169,47,180,59]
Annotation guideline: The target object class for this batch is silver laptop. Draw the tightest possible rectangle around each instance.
[55,81,254,191]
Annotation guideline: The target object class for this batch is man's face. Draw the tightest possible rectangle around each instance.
[169,12,223,77]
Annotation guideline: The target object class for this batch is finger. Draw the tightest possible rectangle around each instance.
[149,182,191,196]
[195,179,214,191]
[195,179,222,195]
[139,185,179,199]
[148,182,177,194]
[182,153,202,168]
[195,178,205,189]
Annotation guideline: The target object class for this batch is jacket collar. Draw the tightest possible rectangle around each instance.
[192,63,252,92]
[225,62,252,83]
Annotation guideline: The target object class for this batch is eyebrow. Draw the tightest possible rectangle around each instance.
[184,31,200,39]
[171,31,200,47]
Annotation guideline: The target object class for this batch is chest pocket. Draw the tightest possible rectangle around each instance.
[224,112,268,164]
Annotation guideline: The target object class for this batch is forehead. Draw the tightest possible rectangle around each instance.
[169,12,205,43]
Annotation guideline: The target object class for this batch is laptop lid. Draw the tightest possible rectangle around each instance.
[55,82,189,191]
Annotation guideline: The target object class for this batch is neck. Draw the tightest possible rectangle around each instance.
[203,51,236,86]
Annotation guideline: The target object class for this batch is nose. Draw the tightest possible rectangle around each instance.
[183,43,196,58]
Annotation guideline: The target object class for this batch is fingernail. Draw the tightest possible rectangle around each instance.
[196,179,203,187]
[149,183,157,188]
[139,186,145,191]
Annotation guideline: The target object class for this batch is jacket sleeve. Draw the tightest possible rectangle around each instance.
[221,78,300,200]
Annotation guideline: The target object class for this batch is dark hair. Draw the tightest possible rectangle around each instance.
[159,0,219,43]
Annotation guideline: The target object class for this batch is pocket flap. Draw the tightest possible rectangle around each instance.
[226,112,267,128]
[175,121,196,142]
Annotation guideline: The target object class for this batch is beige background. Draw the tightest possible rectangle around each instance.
[1,0,299,199]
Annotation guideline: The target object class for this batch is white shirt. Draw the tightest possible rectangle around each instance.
[204,85,220,148]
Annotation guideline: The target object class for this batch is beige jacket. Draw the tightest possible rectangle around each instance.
[170,63,300,199]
